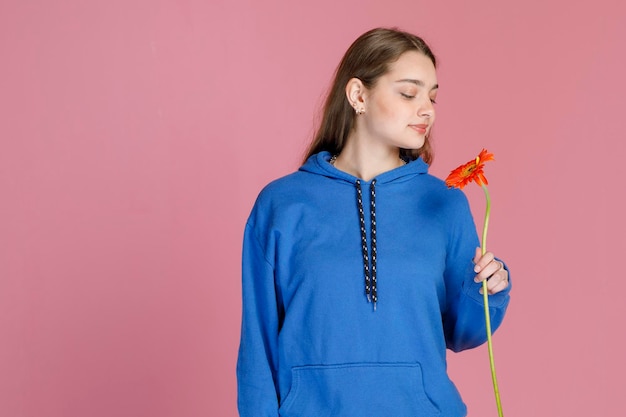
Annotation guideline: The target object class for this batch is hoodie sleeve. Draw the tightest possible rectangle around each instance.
[236,221,280,416]
[442,191,511,353]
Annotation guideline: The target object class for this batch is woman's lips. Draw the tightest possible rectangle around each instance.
[410,124,428,134]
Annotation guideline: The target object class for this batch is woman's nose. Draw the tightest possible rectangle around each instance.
[419,100,434,118]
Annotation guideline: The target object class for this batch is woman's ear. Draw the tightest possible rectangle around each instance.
[345,78,366,114]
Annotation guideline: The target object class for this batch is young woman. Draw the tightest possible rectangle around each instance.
[237,27,511,417]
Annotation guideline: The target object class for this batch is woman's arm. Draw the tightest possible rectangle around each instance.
[236,222,280,417]
[441,191,511,352]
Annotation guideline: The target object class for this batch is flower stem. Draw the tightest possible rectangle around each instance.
[481,184,503,417]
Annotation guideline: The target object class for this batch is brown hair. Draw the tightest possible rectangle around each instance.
[303,27,437,164]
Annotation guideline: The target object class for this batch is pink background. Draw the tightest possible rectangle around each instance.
[1,0,624,416]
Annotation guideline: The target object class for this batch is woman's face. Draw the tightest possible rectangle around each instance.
[359,51,438,151]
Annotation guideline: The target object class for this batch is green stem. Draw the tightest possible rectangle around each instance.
[481,184,503,417]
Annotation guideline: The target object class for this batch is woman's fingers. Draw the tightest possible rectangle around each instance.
[474,249,509,295]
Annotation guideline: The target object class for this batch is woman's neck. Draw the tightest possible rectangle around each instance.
[332,136,404,181]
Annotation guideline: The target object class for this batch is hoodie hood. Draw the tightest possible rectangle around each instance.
[299,151,430,310]
[299,151,429,185]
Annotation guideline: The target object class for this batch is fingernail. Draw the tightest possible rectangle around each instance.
[474,265,480,273]
[474,276,480,283]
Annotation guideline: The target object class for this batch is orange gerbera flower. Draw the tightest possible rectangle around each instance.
[445,149,495,189]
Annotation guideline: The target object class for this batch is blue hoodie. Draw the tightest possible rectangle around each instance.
[237,151,511,417]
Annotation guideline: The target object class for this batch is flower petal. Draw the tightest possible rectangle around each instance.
[445,149,494,189]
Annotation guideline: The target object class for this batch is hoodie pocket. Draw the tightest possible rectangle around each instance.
[278,362,441,417]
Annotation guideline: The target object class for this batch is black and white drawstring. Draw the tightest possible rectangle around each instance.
[355,179,378,310]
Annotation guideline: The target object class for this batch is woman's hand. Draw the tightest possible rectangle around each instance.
[473,247,509,295]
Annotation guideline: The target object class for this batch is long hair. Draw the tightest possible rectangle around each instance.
[303,28,437,164]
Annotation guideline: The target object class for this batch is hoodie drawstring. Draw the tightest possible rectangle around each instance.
[355,179,378,310]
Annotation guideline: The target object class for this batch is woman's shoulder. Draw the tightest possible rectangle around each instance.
[407,173,473,223]
[418,172,468,200]
[256,170,311,200]
[247,170,313,218]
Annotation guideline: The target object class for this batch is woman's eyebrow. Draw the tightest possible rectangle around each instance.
[395,79,439,90]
